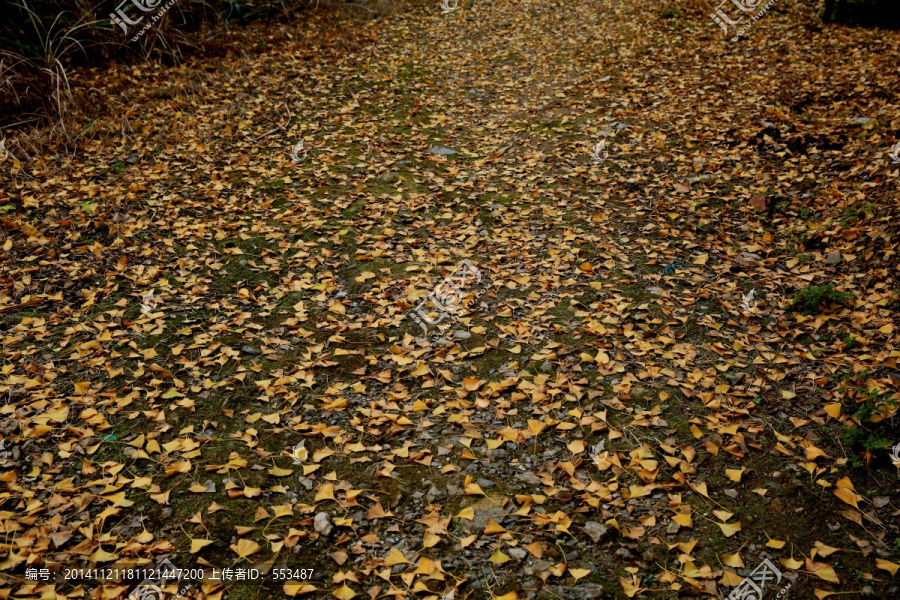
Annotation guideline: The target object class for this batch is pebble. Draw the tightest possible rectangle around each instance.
[241,346,261,355]
[825,251,842,265]
[509,548,528,561]
[314,512,333,536]
[543,583,609,600]
[583,521,608,542]
[428,146,457,155]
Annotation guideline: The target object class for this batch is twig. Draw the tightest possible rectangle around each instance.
[253,103,293,142]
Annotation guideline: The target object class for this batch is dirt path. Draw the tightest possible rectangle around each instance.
[1,1,899,599]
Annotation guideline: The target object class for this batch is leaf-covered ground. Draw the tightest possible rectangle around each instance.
[1,1,899,599]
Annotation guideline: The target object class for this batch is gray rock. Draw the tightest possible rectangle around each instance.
[426,486,446,503]
[826,251,842,265]
[583,521,608,542]
[518,471,542,485]
[647,286,661,296]
[454,330,471,339]
[468,507,507,532]
[241,346,261,355]
[736,252,762,266]
[429,146,457,156]
[314,512,333,536]
[532,559,551,572]
[854,117,873,124]
[543,583,609,600]
[378,171,400,183]
[509,548,528,561]
[476,478,495,488]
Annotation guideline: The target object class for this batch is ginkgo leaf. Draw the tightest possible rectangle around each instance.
[230,538,260,558]
[876,559,899,576]
[721,552,744,568]
[811,565,840,584]
[570,568,590,581]
[284,584,318,596]
[833,487,862,509]
[190,537,214,553]
[332,584,356,600]
[384,548,409,566]
[718,521,741,537]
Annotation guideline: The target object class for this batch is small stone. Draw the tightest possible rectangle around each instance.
[203,480,216,493]
[509,548,528,561]
[378,171,400,183]
[454,330,471,339]
[724,489,738,499]
[542,583,609,600]
[825,251,842,265]
[426,486,446,503]
[314,512,333,536]
[854,117,873,124]
[518,471,542,485]
[615,547,633,559]
[428,146,457,156]
[736,252,762,266]
[241,346,261,355]
[584,522,608,542]
[647,286,661,296]
[532,559,552,572]
[477,478,495,488]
